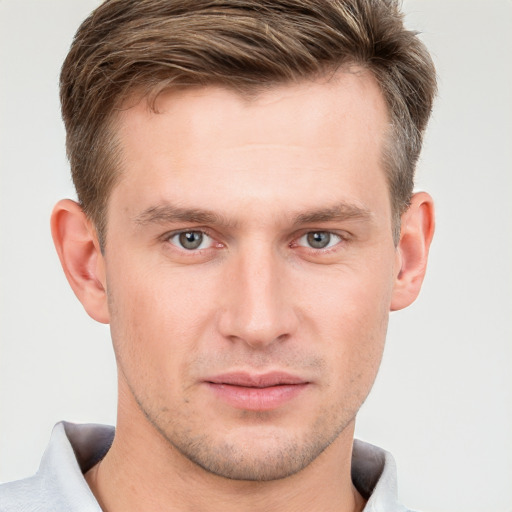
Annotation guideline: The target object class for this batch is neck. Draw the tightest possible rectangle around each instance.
[86,390,365,512]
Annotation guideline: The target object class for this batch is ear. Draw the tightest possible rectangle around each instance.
[51,199,110,323]
[390,192,435,311]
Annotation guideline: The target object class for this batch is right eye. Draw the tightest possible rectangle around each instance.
[168,231,214,251]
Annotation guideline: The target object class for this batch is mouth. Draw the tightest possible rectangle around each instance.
[204,372,310,411]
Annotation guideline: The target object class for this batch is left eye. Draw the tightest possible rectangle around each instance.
[169,231,213,250]
[297,231,342,249]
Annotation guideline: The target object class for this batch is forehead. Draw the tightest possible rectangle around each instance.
[109,69,391,227]
[117,67,388,151]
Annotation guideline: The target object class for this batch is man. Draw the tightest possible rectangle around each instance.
[0,0,436,510]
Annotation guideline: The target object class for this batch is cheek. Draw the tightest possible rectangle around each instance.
[300,255,393,330]
[106,261,216,387]
[300,261,392,388]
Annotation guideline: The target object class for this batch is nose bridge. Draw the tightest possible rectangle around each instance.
[219,240,296,347]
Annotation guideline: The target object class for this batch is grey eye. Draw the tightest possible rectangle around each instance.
[177,231,204,250]
[167,230,217,252]
[306,232,331,249]
[296,231,342,250]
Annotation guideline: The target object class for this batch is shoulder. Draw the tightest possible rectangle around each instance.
[0,475,49,511]
[0,422,113,512]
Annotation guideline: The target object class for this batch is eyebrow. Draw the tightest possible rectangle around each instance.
[134,204,236,228]
[292,203,373,225]
[134,201,373,228]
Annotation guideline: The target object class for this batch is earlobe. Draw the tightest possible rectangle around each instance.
[51,199,110,324]
[390,192,435,311]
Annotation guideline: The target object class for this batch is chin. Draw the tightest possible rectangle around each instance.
[162,419,348,482]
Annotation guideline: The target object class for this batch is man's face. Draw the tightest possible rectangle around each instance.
[103,70,399,480]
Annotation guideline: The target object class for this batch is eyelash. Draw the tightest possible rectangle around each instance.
[163,229,349,255]
[293,232,345,251]
[165,229,221,252]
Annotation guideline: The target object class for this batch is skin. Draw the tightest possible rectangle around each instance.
[52,69,434,512]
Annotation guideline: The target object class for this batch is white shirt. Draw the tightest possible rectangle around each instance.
[0,422,412,511]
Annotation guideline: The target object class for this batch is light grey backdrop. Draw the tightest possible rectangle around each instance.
[1,1,511,511]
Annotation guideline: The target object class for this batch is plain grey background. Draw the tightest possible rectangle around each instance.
[1,1,511,511]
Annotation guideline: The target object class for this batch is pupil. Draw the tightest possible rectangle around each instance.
[179,231,202,249]
[307,232,330,249]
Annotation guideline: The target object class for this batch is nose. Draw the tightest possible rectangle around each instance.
[218,244,298,349]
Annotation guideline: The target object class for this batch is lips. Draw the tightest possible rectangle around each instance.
[204,372,309,411]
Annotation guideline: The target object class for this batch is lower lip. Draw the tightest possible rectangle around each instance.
[206,382,308,411]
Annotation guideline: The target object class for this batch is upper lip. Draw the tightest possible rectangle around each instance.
[205,371,308,388]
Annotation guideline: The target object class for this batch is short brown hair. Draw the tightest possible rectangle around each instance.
[60,0,436,246]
